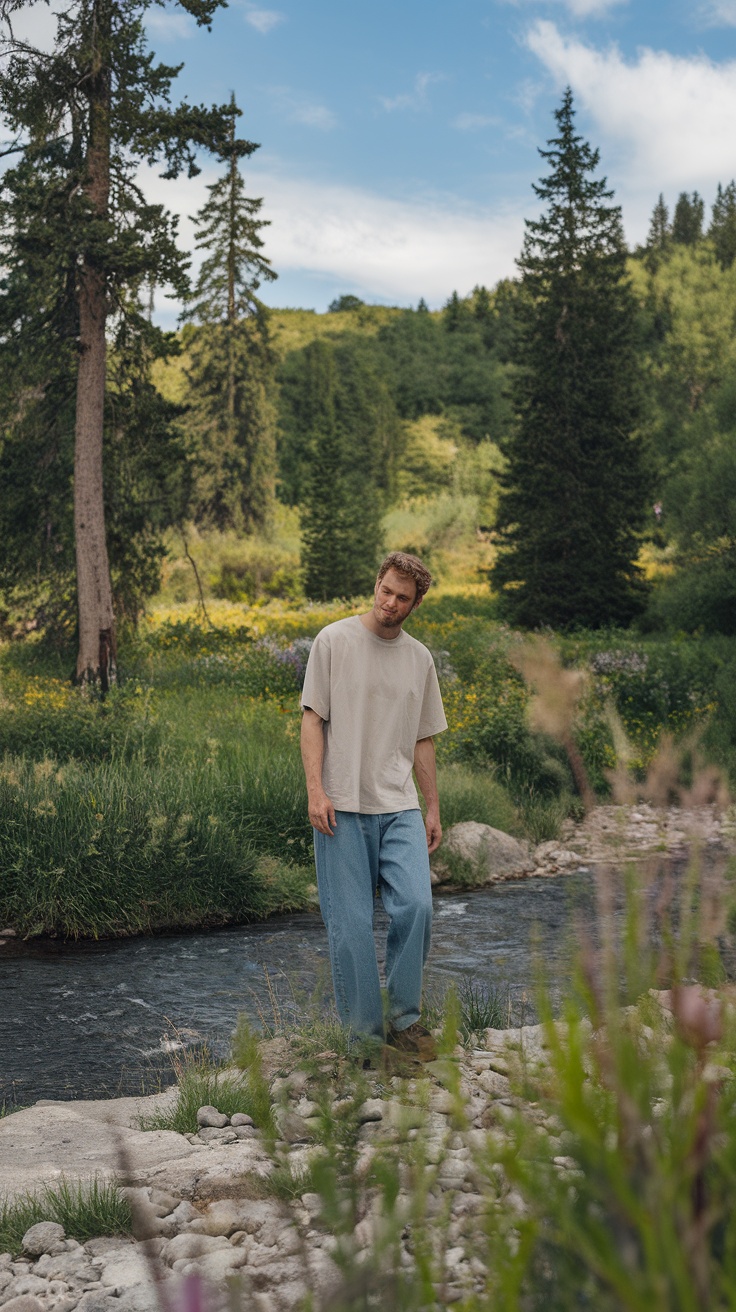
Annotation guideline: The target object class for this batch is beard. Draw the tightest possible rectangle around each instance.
[375,605,400,628]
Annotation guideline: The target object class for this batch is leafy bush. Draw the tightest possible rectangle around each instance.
[0,676,160,763]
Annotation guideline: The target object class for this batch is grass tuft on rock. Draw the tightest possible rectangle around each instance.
[0,1179,133,1256]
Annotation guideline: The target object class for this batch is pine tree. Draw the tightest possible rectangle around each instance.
[709,181,736,270]
[648,194,671,249]
[643,193,672,272]
[299,341,383,600]
[0,0,238,684]
[443,290,472,332]
[491,88,647,628]
[183,93,277,531]
[672,192,705,246]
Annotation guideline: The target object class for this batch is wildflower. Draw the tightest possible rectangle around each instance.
[33,800,57,818]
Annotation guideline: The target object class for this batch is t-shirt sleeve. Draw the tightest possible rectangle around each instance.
[300,631,331,721]
[417,660,448,739]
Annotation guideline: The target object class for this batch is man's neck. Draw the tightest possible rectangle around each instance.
[359,611,403,641]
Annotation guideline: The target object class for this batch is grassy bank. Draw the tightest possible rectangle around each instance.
[2,592,736,938]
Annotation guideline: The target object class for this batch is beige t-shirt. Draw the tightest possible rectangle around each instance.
[301,615,447,814]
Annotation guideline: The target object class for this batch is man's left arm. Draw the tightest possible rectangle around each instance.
[414,736,442,854]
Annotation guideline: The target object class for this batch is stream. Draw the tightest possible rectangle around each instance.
[1,872,603,1105]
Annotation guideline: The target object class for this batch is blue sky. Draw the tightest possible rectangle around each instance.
[14,0,736,315]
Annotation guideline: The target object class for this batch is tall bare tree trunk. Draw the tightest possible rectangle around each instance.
[226,118,237,429]
[74,0,116,687]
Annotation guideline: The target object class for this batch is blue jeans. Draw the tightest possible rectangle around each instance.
[313,809,432,1040]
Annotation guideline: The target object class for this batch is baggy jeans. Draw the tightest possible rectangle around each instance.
[313,809,433,1040]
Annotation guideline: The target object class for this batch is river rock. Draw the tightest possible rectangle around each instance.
[1,1298,46,1312]
[197,1126,238,1144]
[230,1113,254,1127]
[2,1276,52,1300]
[33,1250,98,1283]
[431,823,533,886]
[273,1108,312,1144]
[162,1232,233,1266]
[169,1200,200,1227]
[196,1105,228,1129]
[187,1199,242,1237]
[21,1222,66,1257]
[533,841,579,869]
[149,1188,179,1216]
[179,1246,248,1283]
[75,1293,123,1312]
[357,1099,384,1123]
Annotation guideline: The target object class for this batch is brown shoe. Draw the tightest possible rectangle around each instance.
[388,1022,437,1062]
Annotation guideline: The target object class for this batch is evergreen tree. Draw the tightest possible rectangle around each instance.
[648,194,671,249]
[182,94,277,531]
[709,182,736,271]
[0,0,237,683]
[328,294,364,313]
[672,192,705,246]
[298,341,384,600]
[644,193,671,270]
[472,285,493,322]
[491,89,647,628]
[443,290,472,332]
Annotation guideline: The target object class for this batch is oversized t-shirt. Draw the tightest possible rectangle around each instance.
[300,615,447,814]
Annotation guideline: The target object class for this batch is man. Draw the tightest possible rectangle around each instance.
[300,551,447,1059]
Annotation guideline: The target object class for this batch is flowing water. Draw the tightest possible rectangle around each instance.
[1,873,601,1106]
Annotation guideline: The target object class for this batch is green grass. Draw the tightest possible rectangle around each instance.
[423,975,511,1042]
[139,1067,264,1136]
[0,691,318,938]
[0,1179,133,1256]
[437,763,519,834]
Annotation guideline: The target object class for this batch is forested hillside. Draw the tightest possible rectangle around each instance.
[2,39,735,640]
[146,200,736,634]
[148,286,514,607]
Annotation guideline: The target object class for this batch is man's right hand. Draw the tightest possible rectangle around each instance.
[308,790,336,836]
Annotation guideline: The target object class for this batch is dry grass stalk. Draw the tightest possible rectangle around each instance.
[511,639,596,811]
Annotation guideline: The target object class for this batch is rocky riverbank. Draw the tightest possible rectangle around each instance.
[0,1020,575,1312]
[431,800,736,887]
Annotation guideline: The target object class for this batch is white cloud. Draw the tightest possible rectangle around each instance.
[290,103,336,130]
[267,86,336,130]
[380,72,446,113]
[453,113,499,131]
[562,0,626,15]
[502,0,627,17]
[139,163,525,311]
[699,0,736,23]
[526,20,736,216]
[244,8,284,34]
[146,10,196,39]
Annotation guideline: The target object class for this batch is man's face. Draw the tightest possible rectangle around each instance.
[373,568,419,629]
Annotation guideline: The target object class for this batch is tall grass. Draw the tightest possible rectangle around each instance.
[436,763,519,833]
[0,694,315,937]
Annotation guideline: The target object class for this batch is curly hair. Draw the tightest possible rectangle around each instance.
[376,552,432,605]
